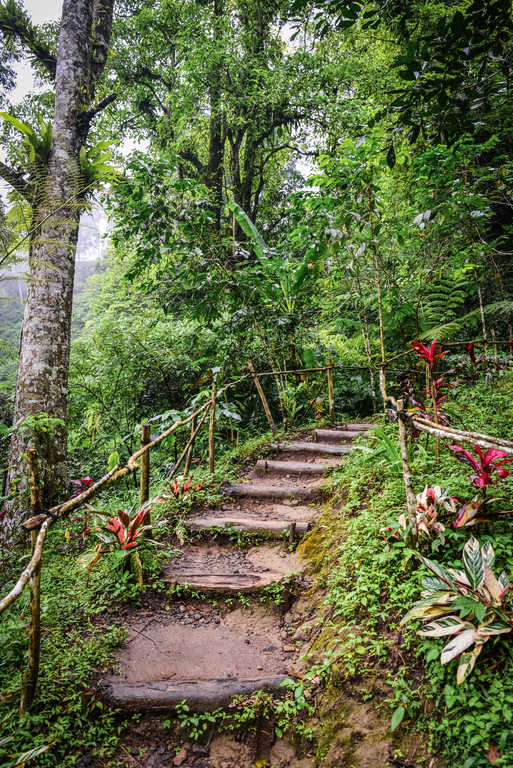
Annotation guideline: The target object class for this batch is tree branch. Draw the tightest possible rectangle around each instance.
[82,91,117,129]
[179,150,205,176]
[0,0,56,78]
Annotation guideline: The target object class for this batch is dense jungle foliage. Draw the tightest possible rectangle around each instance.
[2,0,513,766]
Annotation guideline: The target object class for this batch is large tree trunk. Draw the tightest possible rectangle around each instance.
[3,0,113,533]
[205,0,224,233]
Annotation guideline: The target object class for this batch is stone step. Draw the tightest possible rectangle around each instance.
[225,482,319,501]
[255,459,332,476]
[102,676,289,712]
[187,515,311,538]
[273,441,352,456]
[344,422,376,431]
[164,544,302,593]
[314,428,359,443]
[100,606,296,711]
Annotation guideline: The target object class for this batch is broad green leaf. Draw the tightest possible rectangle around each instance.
[462,536,484,590]
[108,451,120,471]
[418,553,455,588]
[0,111,35,137]
[390,705,405,732]
[422,574,449,593]
[401,596,449,625]
[477,618,512,636]
[226,201,266,261]
[481,540,495,568]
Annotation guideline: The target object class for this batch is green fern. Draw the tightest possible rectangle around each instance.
[419,271,468,332]
[418,300,513,341]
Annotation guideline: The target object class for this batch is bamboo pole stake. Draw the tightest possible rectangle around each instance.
[327,357,335,424]
[170,407,210,481]
[491,327,498,367]
[397,399,418,547]
[139,424,150,512]
[184,415,196,477]
[411,418,513,455]
[478,284,488,357]
[248,360,277,438]
[19,449,42,716]
[209,371,218,474]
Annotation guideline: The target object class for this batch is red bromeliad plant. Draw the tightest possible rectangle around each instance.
[79,504,156,588]
[449,444,513,494]
[169,476,203,497]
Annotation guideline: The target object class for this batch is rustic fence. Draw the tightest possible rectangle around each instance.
[379,339,513,548]
[0,357,376,714]
[1,339,512,714]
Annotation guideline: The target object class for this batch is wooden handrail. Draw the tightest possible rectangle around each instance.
[4,347,512,619]
[379,337,512,369]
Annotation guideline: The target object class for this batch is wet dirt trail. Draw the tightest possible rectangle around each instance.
[99,424,373,768]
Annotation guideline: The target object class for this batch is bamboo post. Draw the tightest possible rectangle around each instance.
[19,449,43,716]
[139,423,150,513]
[170,407,210,481]
[491,327,498,368]
[396,399,418,548]
[478,284,488,357]
[326,358,335,424]
[184,415,196,477]
[248,360,277,438]
[209,371,218,474]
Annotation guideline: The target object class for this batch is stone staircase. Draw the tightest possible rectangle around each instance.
[100,423,374,713]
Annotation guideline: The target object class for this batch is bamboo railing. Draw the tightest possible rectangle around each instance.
[2,337,513,713]
[1,357,379,713]
[387,340,513,547]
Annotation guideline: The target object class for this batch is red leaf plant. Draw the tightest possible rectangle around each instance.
[79,504,156,587]
[449,444,513,492]
[168,476,204,498]
[410,340,452,427]
[411,339,446,371]
[71,476,94,497]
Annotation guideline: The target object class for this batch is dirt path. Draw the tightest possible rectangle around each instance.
[100,425,372,767]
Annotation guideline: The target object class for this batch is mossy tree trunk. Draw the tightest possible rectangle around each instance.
[4,0,114,532]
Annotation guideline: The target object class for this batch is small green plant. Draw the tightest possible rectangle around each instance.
[171,700,220,740]
[357,427,402,476]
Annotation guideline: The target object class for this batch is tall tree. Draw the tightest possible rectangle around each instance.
[1,0,115,529]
